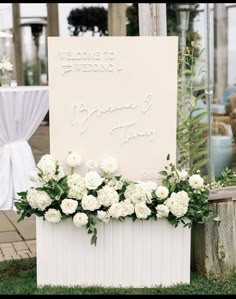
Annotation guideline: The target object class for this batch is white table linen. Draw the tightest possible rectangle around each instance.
[0,86,48,210]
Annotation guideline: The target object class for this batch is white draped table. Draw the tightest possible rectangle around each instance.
[0,86,48,210]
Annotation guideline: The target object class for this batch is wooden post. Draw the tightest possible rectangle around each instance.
[108,4,127,36]
[138,3,167,36]
[12,3,24,85]
[191,187,236,281]
[214,4,228,101]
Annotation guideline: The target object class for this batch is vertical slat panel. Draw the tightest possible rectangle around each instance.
[171,223,183,284]
[103,220,113,286]
[37,218,191,287]
[122,218,133,287]
[161,220,173,286]
[141,220,152,286]
[151,219,163,286]
[182,225,191,283]
[131,220,143,287]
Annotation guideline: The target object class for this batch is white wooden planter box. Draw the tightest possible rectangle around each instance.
[36,217,191,288]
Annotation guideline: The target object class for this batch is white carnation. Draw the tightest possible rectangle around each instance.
[108,203,123,219]
[156,204,169,218]
[67,174,87,200]
[155,186,169,199]
[97,210,110,223]
[44,209,61,223]
[124,184,146,204]
[27,189,52,211]
[100,157,118,175]
[164,191,190,218]
[84,170,103,190]
[60,198,78,215]
[82,194,101,211]
[37,154,64,183]
[97,185,119,207]
[86,159,98,170]
[66,152,81,168]
[135,203,151,219]
[189,174,204,189]
[73,212,88,228]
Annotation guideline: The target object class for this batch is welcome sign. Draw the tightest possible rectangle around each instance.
[48,37,178,181]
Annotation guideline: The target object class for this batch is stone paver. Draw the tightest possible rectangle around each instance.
[0,125,49,262]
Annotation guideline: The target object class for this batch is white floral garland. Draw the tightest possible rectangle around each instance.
[15,152,211,245]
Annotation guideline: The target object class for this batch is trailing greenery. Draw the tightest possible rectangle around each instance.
[177,35,208,174]
[1,258,236,295]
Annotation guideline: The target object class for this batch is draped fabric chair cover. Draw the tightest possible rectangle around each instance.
[0,87,48,210]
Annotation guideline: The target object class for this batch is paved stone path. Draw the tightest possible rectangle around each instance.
[0,125,49,262]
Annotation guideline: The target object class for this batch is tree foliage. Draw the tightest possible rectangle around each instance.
[67,6,108,36]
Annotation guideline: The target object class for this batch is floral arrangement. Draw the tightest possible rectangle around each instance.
[15,152,212,245]
[0,56,13,86]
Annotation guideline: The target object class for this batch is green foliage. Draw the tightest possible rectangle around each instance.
[216,167,236,187]
[177,35,208,174]
[67,6,108,36]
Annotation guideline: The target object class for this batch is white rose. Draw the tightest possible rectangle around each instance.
[97,185,119,207]
[189,174,204,189]
[177,169,188,181]
[156,204,169,218]
[155,186,169,199]
[100,157,118,175]
[66,152,82,168]
[37,154,64,182]
[124,184,146,204]
[108,203,123,219]
[29,171,39,183]
[135,203,151,219]
[138,181,157,202]
[121,199,135,217]
[73,212,88,228]
[84,170,103,190]
[81,194,101,211]
[97,210,110,223]
[86,160,98,170]
[27,189,52,211]
[45,209,61,223]
[60,198,78,215]
[67,174,87,200]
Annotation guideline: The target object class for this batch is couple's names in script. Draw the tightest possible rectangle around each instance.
[70,94,157,152]
[58,51,123,75]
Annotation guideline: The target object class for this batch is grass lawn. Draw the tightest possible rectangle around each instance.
[0,258,236,295]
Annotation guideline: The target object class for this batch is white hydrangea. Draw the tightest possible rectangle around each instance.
[66,152,81,168]
[97,210,110,223]
[164,191,190,218]
[60,198,78,215]
[73,212,88,228]
[120,199,135,217]
[108,177,124,190]
[189,174,204,190]
[135,203,151,219]
[97,185,119,207]
[86,159,98,170]
[67,174,87,200]
[81,194,101,211]
[27,189,52,211]
[138,181,157,202]
[84,170,103,190]
[100,157,118,175]
[37,154,64,183]
[156,204,169,218]
[155,186,169,199]
[124,184,146,204]
[44,209,61,223]
[108,203,123,219]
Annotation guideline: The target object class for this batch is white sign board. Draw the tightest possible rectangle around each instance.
[48,37,178,181]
